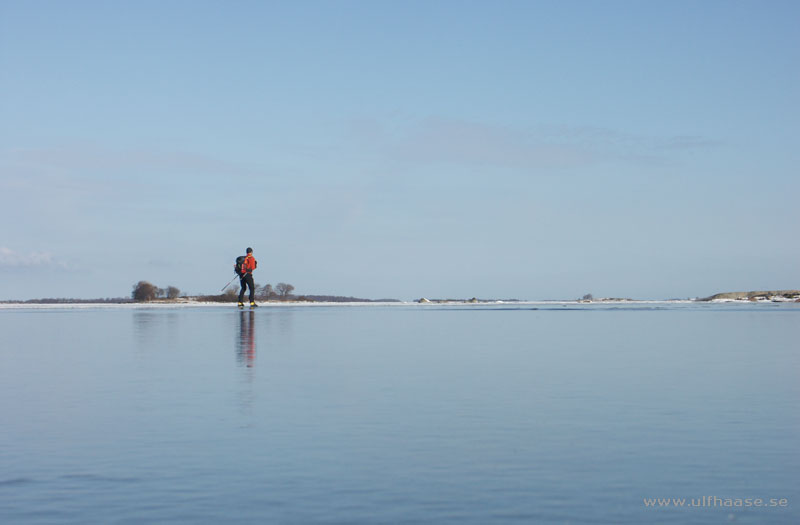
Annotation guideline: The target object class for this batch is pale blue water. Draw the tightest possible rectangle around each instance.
[1,303,798,524]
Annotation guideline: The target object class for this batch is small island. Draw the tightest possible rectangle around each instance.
[699,290,800,302]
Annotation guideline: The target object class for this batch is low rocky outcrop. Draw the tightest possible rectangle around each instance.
[700,290,800,302]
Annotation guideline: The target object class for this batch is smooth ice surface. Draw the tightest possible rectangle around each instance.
[1,303,798,524]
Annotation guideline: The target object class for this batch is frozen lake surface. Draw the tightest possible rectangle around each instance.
[1,303,798,524]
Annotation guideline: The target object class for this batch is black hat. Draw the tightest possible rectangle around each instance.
[246,247,253,253]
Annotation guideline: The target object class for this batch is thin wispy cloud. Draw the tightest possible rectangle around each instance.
[656,135,720,151]
[0,145,268,179]
[0,247,68,270]
[348,117,718,172]
[538,124,719,151]
[0,145,279,224]
[395,118,601,170]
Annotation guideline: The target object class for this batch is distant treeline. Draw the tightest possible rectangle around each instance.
[2,295,398,304]
[3,281,399,304]
[193,282,298,303]
[200,282,400,302]
[1,297,134,304]
[304,295,401,303]
[192,290,399,303]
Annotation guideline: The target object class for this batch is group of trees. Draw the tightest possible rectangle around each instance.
[199,282,298,303]
[256,283,295,299]
[131,280,297,302]
[132,281,181,301]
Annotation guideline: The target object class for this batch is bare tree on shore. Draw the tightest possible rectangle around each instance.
[258,284,276,299]
[132,281,157,301]
[276,283,295,298]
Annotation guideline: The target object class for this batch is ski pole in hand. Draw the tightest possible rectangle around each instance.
[221,273,242,292]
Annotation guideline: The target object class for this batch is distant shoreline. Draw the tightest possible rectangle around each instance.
[1,290,798,306]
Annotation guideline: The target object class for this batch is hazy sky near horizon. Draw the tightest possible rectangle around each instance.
[1,0,798,300]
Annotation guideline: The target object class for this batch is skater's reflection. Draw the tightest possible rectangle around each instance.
[237,310,256,367]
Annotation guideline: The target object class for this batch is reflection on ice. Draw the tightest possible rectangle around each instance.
[133,310,179,348]
[237,310,256,368]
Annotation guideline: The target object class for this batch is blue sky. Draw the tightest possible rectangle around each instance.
[1,0,798,300]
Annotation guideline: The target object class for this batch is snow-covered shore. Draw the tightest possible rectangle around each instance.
[1,298,788,310]
[3,293,799,310]
[0,300,410,310]
[701,290,800,303]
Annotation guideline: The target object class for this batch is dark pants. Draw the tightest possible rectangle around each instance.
[238,273,255,303]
